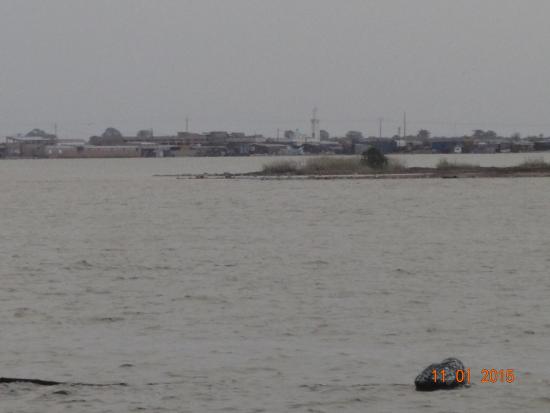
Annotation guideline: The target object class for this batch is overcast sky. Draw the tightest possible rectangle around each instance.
[1,0,550,139]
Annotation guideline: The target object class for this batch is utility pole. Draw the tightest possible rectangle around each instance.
[378,117,383,139]
[403,112,407,138]
[311,107,320,141]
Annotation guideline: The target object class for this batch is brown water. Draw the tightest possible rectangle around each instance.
[1,155,550,412]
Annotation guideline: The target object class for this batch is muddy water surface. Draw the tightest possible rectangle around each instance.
[1,156,549,412]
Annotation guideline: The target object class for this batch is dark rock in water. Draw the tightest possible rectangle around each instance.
[0,377,62,386]
[415,358,467,391]
[0,377,127,387]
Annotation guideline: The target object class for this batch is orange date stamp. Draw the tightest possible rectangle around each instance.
[432,368,516,385]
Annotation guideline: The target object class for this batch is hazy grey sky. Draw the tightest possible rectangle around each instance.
[1,0,550,139]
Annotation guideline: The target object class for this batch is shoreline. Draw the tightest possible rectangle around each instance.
[154,168,550,180]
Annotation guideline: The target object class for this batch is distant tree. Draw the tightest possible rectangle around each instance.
[26,129,49,138]
[472,129,485,139]
[102,127,123,138]
[510,132,521,141]
[137,129,153,139]
[473,129,498,140]
[345,130,364,142]
[361,147,388,170]
[417,129,430,140]
[89,127,125,145]
[284,130,296,140]
[319,129,330,141]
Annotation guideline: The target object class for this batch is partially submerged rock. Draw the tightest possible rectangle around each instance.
[0,377,127,387]
[0,377,62,386]
[415,358,467,391]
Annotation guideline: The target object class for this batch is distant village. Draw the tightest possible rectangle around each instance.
[2,126,550,159]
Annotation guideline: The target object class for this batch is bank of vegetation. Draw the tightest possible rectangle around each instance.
[261,148,407,175]
[435,156,550,172]
[157,150,550,180]
[258,150,550,178]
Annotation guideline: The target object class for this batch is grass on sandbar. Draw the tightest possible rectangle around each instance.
[261,160,300,175]
[435,158,480,170]
[514,157,550,170]
[436,156,550,171]
[261,156,407,175]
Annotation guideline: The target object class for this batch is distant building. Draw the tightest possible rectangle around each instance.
[43,144,141,158]
[510,141,534,152]
[205,131,230,145]
[366,138,397,154]
[473,142,499,153]
[353,138,396,155]
[534,140,550,151]
[192,145,228,157]
[250,143,292,155]
[176,132,208,146]
[223,135,256,156]
[431,139,463,154]
[43,139,176,158]
[6,132,58,157]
